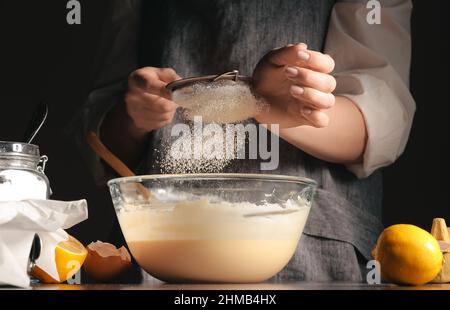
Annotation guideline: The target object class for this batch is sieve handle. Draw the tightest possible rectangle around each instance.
[213,70,240,82]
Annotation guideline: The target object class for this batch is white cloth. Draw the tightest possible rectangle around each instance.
[325,0,416,178]
[0,199,88,288]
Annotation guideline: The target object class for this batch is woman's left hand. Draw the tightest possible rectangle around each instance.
[253,43,337,128]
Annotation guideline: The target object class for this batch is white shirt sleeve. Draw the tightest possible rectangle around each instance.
[324,0,416,178]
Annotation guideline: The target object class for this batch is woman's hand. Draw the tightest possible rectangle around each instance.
[100,67,181,168]
[253,43,336,128]
[125,67,181,134]
[252,44,366,164]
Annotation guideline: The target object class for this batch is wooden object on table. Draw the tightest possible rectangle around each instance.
[431,218,450,242]
[431,218,450,283]
[86,131,151,201]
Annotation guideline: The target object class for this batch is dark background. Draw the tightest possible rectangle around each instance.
[0,0,449,256]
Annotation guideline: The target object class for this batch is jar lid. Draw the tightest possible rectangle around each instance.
[166,70,252,92]
[0,141,40,158]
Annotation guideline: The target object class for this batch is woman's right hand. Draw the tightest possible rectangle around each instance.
[125,67,181,133]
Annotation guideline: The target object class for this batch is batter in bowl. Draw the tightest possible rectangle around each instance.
[117,197,310,283]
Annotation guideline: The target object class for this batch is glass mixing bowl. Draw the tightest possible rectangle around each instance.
[108,173,316,283]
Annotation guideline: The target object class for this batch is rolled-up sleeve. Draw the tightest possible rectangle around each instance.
[324,0,416,178]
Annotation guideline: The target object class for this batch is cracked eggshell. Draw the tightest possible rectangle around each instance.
[83,241,132,281]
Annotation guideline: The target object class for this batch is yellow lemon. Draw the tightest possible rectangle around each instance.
[31,235,87,284]
[372,224,443,285]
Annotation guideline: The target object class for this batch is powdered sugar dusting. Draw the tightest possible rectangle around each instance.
[159,80,264,174]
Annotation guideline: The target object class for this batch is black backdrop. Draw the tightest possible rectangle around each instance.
[0,0,449,252]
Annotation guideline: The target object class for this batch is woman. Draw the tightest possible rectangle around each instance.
[74,0,415,282]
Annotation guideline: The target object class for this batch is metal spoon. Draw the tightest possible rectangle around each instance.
[23,102,48,144]
[27,234,42,276]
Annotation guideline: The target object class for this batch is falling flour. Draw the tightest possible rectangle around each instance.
[159,121,230,173]
[159,80,265,174]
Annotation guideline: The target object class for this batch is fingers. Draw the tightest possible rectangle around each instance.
[267,43,308,67]
[129,67,181,98]
[257,44,336,128]
[129,69,169,98]
[125,93,176,131]
[285,66,336,93]
[280,100,329,128]
[290,86,335,109]
[126,67,181,131]
[286,68,334,127]
[267,43,335,73]
[157,67,182,83]
[284,61,334,128]
[295,49,335,73]
[125,91,177,113]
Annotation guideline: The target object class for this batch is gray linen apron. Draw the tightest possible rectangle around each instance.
[137,0,384,282]
[71,0,384,282]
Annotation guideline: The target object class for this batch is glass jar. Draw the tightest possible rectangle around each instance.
[0,141,50,201]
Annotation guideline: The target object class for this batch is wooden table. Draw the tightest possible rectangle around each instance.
[1,282,448,290]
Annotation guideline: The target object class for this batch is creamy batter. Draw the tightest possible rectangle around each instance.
[117,197,310,283]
